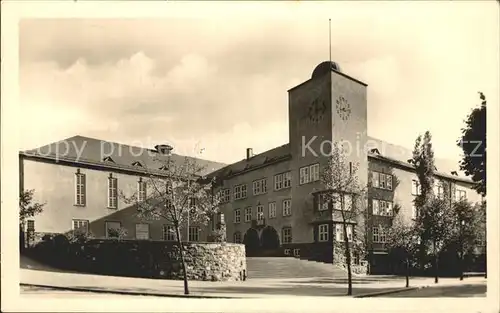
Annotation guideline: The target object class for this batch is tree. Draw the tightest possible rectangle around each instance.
[411,131,455,283]
[19,189,46,249]
[20,189,46,224]
[457,92,486,196]
[320,142,366,296]
[451,199,485,279]
[121,153,220,295]
[386,210,420,288]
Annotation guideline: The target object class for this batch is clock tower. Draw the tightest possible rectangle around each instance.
[287,61,368,240]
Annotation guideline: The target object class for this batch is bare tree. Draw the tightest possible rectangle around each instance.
[320,142,366,296]
[121,154,221,295]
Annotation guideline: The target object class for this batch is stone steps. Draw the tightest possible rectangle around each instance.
[246,257,348,279]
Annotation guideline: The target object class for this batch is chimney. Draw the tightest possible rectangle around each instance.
[155,144,173,155]
[246,148,253,160]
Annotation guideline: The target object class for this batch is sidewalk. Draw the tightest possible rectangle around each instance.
[20,268,487,298]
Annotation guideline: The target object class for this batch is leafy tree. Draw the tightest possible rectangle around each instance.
[457,92,486,196]
[19,189,46,224]
[19,189,46,249]
[121,153,220,295]
[411,131,455,283]
[386,211,420,288]
[320,142,366,296]
[451,199,478,279]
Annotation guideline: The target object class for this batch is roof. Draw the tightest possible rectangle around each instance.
[20,135,227,177]
[207,144,291,181]
[208,136,474,185]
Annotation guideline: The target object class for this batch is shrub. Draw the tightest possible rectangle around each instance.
[107,227,128,240]
[66,230,95,244]
[210,226,227,243]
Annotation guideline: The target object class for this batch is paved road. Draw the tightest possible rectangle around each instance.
[375,284,486,298]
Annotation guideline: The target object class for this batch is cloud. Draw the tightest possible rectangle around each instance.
[19,4,499,164]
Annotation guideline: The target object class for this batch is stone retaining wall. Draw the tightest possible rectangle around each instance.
[29,236,246,281]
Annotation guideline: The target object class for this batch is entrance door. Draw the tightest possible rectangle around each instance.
[243,228,260,256]
[261,226,280,250]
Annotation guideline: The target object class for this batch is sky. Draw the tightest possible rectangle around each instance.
[18,1,499,165]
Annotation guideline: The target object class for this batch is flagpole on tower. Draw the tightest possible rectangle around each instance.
[329,18,332,63]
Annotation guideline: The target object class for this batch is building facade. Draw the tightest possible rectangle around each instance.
[19,136,226,244]
[20,61,483,274]
[207,61,483,272]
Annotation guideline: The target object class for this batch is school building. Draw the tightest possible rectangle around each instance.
[19,61,483,274]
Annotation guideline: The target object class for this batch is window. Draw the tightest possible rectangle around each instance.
[256,205,264,220]
[282,199,292,216]
[188,226,200,242]
[318,224,329,242]
[283,172,292,188]
[234,209,241,223]
[293,248,300,257]
[373,226,386,243]
[217,212,225,227]
[333,194,342,211]
[380,173,386,189]
[220,189,230,203]
[72,219,89,232]
[244,207,252,222]
[233,231,242,243]
[27,220,35,233]
[347,225,353,242]
[75,172,86,206]
[284,248,291,255]
[437,185,445,199]
[105,221,121,238]
[372,199,393,216]
[455,189,467,201]
[411,179,421,195]
[269,202,277,218]
[135,223,150,240]
[387,175,393,190]
[335,224,353,242]
[138,179,146,202]
[332,193,351,211]
[372,172,380,188]
[108,175,118,209]
[162,225,176,241]
[274,172,291,190]
[412,203,418,219]
[371,171,393,190]
[299,163,320,185]
[372,227,379,243]
[379,228,386,243]
[234,184,247,200]
[282,227,292,243]
[318,194,330,211]
[344,194,352,211]
[252,178,268,195]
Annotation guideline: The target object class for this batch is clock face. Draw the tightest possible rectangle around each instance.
[307,97,327,123]
[336,96,351,121]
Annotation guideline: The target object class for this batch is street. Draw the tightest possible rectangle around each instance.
[19,268,487,298]
[375,284,486,297]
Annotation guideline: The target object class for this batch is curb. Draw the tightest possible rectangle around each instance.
[354,286,421,298]
[353,279,486,298]
[20,283,239,299]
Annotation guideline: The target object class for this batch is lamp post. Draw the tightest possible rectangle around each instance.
[460,219,465,281]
